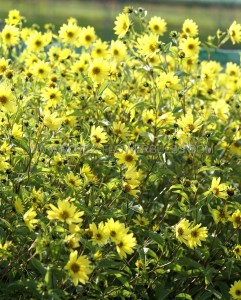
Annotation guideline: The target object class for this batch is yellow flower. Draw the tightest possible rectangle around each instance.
[14,197,24,214]
[47,199,84,225]
[91,39,108,59]
[23,207,38,231]
[179,37,200,57]
[229,21,241,45]
[114,146,138,167]
[1,25,19,46]
[133,215,149,226]
[209,177,228,200]
[149,16,167,36]
[90,125,108,148]
[116,232,137,259]
[175,218,190,245]
[79,26,96,48]
[65,250,92,286]
[230,209,241,229]
[0,58,8,74]
[31,187,44,209]
[42,87,62,108]
[31,61,50,82]
[105,218,128,243]
[11,124,23,140]
[26,31,52,52]
[65,234,80,249]
[136,33,160,58]
[233,245,241,259]
[88,58,109,84]
[230,280,241,300]
[177,112,203,133]
[64,172,83,189]
[212,205,231,224]
[187,224,208,249]
[112,121,129,140]
[157,72,181,91]
[43,111,62,131]
[59,22,81,45]
[0,84,15,113]
[182,19,199,37]
[87,222,108,245]
[5,9,23,26]
[114,13,130,39]
[109,40,127,62]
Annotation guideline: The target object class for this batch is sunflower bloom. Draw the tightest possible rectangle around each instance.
[229,21,241,45]
[233,245,241,259]
[182,19,199,37]
[175,218,190,245]
[230,209,241,229]
[209,177,228,200]
[23,207,38,231]
[229,280,241,300]
[65,251,92,286]
[114,13,130,39]
[88,59,109,84]
[47,199,84,225]
[87,222,108,245]
[116,232,137,259]
[90,125,108,148]
[187,224,208,249]
[114,146,138,167]
[149,16,167,36]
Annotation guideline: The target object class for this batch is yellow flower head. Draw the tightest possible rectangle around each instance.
[105,218,128,243]
[230,209,241,229]
[64,172,83,189]
[114,13,130,39]
[90,125,108,148]
[65,250,92,286]
[182,19,199,37]
[11,124,23,140]
[212,205,231,224]
[177,112,203,134]
[149,16,167,36]
[116,232,137,259]
[114,146,138,167]
[179,37,200,57]
[87,221,108,245]
[136,33,160,58]
[79,26,96,48]
[43,111,62,131]
[110,40,127,62]
[23,207,38,231]
[88,58,109,84]
[0,84,15,113]
[229,21,241,45]
[59,22,81,45]
[5,9,23,25]
[47,199,84,225]
[187,224,208,249]
[1,25,19,46]
[233,245,241,259]
[175,218,190,245]
[209,177,228,200]
[230,280,241,300]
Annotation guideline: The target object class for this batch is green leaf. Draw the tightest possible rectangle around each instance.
[176,293,192,300]
[226,258,234,280]
[178,257,203,270]
[98,82,109,95]
[149,231,164,246]
[30,257,46,276]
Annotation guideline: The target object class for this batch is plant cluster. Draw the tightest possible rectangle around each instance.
[1,7,241,300]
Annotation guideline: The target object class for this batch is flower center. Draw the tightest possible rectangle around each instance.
[92,67,101,75]
[125,154,134,162]
[71,262,80,273]
[191,230,198,238]
[60,210,69,220]
[0,96,8,104]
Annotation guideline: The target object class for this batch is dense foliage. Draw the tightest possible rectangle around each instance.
[1,7,241,300]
